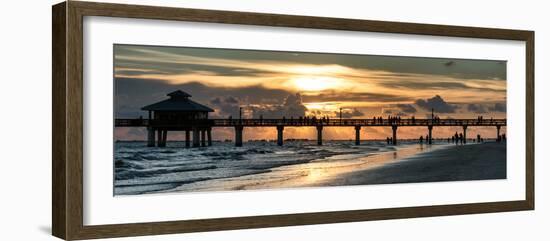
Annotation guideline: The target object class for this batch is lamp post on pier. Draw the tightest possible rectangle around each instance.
[239,107,242,120]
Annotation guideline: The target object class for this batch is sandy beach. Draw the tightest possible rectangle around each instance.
[318,142,506,186]
[155,141,506,193]
[116,141,506,194]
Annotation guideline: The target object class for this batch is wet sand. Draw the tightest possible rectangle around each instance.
[166,142,506,193]
[318,142,506,186]
[168,143,443,192]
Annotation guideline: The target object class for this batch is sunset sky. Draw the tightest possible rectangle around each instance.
[114,44,507,141]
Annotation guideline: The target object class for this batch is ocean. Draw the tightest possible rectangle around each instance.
[114,140,443,195]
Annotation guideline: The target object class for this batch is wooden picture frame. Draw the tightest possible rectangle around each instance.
[52,1,534,240]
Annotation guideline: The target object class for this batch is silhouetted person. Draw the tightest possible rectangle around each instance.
[454,132,459,145]
[477,134,481,143]
[451,135,455,143]
[419,135,424,143]
[459,133,464,144]
[447,137,450,143]
[502,133,506,142]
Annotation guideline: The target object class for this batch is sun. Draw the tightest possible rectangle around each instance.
[291,76,346,92]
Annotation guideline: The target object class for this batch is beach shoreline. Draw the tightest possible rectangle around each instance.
[116,141,506,195]
[317,142,506,187]
[172,142,506,192]
[165,142,453,193]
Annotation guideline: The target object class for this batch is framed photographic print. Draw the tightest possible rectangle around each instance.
[52,1,534,240]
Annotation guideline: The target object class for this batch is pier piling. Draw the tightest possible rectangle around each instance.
[185,130,190,147]
[162,130,167,147]
[428,125,433,145]
[156,129,164,147]
[192,127,200,147]
[201,129,206,147]
[207,128,212,146]
[496,125,501,142]
[317,125,323,145]
[463,125,468,144]
[147,127,155,147]
[355,126,361,145]
[277,125,284,146]
[235,125,243,147]
[392,125,398,145]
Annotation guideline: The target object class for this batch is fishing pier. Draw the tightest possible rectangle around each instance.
[115,90,506,147]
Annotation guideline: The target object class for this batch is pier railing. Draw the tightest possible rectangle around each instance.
[115,118,506,127]
[210,118,506,127]
[116,118,506,147]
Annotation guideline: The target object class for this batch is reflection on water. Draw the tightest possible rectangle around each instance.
[115,140,445,195]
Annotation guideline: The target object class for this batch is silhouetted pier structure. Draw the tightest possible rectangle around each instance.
[139,90,214,148]
[117,90,506,147]
[116,115,507,147]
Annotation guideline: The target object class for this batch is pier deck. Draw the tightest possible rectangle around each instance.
[115,118,506,147]
[115,118,506,127]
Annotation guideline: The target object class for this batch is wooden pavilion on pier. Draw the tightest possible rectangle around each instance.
[141,90,214,147]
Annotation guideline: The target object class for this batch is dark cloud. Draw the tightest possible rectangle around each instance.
[467,104,488,113]
[444,61,455,67]
[488,102,507,112]
[311,110,323,115]
[115,44,507,81]
[396,104,417,113]
[209,93,310,119]
[415,95,457,113]
[209,97,241,118]
[337,108,364,118]
[382,108,407,117]
[380,80,505,93]
[225,96,239,104]
[351,109,364,116]
[210,98,221,105]
[115,69,168,76]
[282,93,308,117]
[116,59,273,77]
[116,104,146,118]
[114,77,293,118]
[252,93,308,118]
[302,91,413,103]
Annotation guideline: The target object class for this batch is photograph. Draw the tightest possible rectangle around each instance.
[113,44,507,195]
[35,0,540,240]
